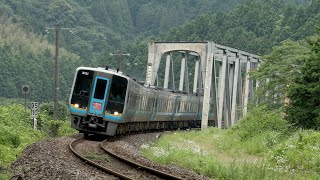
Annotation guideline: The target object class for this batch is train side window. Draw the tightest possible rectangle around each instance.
[132,93,137,109]
[163,100,165,112]
[172,100,174,112]
[162,100,164,112]
[165,101,168,112]
[144,96,147,111]
[147,96,151,111]
[141,96,143,110]
[142,95,146,110]
[186,102,188,112]
[143,96,146,110]
[179,102,183,112]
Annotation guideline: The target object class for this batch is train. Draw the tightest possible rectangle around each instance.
[68,66,215,136]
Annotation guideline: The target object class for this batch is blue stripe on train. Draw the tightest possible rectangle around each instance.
[69,107,87,115]
[104,114,122,122]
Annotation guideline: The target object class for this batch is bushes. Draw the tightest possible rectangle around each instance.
[0,103,76,178]
[0,128,20,148]
[285,31,320,130]
[0,105,45,179]
[231,106,290,141]
[38,102,69,121]
[42,120,64,137]
[36,102,76,137]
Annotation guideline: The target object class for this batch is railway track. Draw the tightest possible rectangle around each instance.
[69,137,183,180]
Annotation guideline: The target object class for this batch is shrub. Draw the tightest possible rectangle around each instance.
[285,31,320,130]
[39,102,69,120]
[36,101,75,137]
[0,127,21,148]
[230,106,290,140]
[42,120,64,137]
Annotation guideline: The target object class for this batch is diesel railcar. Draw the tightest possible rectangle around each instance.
[68,67,215,136]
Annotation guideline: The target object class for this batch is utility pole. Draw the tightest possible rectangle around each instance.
[54,24,60,120]
[46,24,73,120]
[110,51,130,71]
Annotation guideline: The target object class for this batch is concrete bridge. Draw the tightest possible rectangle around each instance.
[145,41,262,129]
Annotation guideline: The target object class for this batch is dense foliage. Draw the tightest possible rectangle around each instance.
[0,0,319,102]
[124,0,320,83]
[251,29,320,129]
[285,31,320,129]
[0,17,82,101]
[0,0,259,101]
[159,0,319,54]
[251,40,309,108]
[0,0,260,61]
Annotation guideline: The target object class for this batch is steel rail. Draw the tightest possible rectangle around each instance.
[100,139,183,180]
[69,137,133,180]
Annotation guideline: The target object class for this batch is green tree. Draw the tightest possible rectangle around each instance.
[286,31,320,129]
[251,39,309,108]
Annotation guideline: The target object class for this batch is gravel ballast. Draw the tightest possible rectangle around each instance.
[11,133,210,179]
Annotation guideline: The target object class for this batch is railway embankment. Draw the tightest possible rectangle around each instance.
[10,133,208,180]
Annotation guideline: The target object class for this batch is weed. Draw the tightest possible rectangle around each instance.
[84,152,109,161]
[142,106,320,179]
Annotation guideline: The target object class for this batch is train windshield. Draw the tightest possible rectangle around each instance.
[71,70,94,108]
[106,76,128,114]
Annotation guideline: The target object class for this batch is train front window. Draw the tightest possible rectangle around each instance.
[106,76,128,114]
[71,70,93,108]
[94,79,108,100]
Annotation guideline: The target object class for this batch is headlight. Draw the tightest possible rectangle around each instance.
[74,104,79,108]
[114,111,119,116]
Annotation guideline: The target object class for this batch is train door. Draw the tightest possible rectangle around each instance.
[88,76,110,116]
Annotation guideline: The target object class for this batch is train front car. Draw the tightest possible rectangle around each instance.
[69,67,128,136]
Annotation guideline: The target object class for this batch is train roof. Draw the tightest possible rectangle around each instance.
[76,67,130,80]
[76,66,201,97]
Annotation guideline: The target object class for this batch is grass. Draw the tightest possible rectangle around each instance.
[142,106,320,179]
[84,151,109,161]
